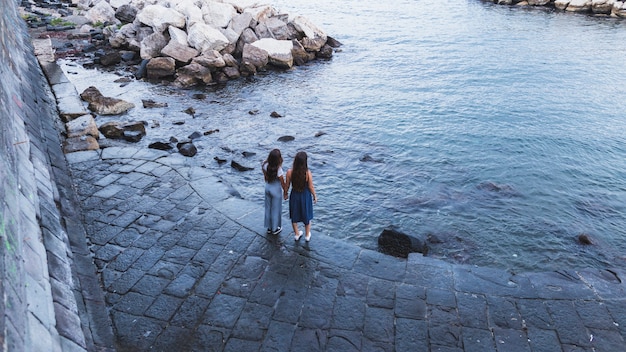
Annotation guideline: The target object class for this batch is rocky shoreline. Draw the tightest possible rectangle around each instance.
[20,0,341,155]
[484,0,626,16]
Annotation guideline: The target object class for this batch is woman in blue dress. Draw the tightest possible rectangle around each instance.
[285,151,317,241]
[262,149,286,235]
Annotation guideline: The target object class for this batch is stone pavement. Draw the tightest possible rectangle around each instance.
[62,145,626,351]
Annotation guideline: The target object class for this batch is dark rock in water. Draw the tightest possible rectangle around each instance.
[214,156,227,164]
[278,135,295,142]
[204,129,219,135]
[135,59,149,79]
[173,120,185,125]
[183,107,196,117]
[169,136,178,144]
[360,154,383,163]
[177,141,197,157]
[378,227,427,258]
[142,99,168,108]
[270,111,282,118]
[476,181,514,193]
[231,160,254,171]
[120,51,135,62]
[316,44,334,59]
[248,109,259,115]
[149,141,173,150]
[315,131,326,137]
[123,130,144,142]
[242,151,256,157]
[192,93,206,100]
[326,36,343,48]
[99,121,146,140]
[100,51,121,66]
[188,131,203,140]
[578,234,593,245]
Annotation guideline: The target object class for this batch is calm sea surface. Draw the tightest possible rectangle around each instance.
[64,0,626,272]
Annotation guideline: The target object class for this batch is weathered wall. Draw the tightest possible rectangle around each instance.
[0,1,108,351]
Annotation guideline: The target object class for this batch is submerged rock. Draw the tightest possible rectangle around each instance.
[80,86,135,115]
[378,227,427,258]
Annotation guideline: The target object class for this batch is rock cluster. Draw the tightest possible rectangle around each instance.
[78,0,341,87]
[486,0,626,17]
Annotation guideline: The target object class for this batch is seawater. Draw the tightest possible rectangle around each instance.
[63,0,626,272]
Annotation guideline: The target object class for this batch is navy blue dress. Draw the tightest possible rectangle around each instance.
[289,182,314,225]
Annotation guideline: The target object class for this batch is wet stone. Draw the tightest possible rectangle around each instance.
[163,273,197,298]
[231,302,273,341]
[203,294,246,328]
[144,295,183,321]
[395,318,428,352]
[331,295,365,330]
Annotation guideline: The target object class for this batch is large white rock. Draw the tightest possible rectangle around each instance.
[86,1,120,25]
[140,31,168,59]
[243,5,276,22]
[66,114,100,139]
[174,0,204,28]
[251,38,293,68]
[187,22,229,52]
[614,1,626,17]
[566,0,592,11]
[228,12,255,36]
[201,1,237,28]
[137,4,186,32]
[290,15,327,52]
[168,26,188,46]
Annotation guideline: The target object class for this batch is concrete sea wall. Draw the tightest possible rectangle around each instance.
[0,0,114,351]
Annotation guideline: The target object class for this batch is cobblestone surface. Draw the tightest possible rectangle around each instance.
[64,145,626,351]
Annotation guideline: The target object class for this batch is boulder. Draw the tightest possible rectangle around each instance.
[241,50,263,68]
[291,15,327,52]
[161,40,199,63]
[175,0,204,27]
[115,4,137,23]
[177,62,213,84]
[168,26,188,46]
[140,31,168,60]
[86,1,120,26]
[255,17,294,40]
[229,11,255,36]
[251,38,293,68]
[65,114,99,139]
[80,86,135,115]
[136,4,186,33]
[63,136,100,153]
[177,141,197,157]
[613,1,626,17]
[378,227,427,258]
[223,66,240,79]
[202,1,237,28]
[146,57,176,78]
[193,50,226,69]
[188,22,229,53]
[149,141,173,150]
[566,0,593,11]
[99,121,146,140]
[528,0,551,5]
[243,5,276,22]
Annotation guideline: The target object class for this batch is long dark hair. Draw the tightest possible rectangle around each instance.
[291,151,308,192]
[264,149,283,182]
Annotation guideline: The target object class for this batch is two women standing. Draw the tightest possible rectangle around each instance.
[263,150,317,242]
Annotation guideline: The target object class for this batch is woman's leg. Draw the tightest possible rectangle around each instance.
[269,182,282,232]
[264,185,271,231]
[305,221,312,241]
